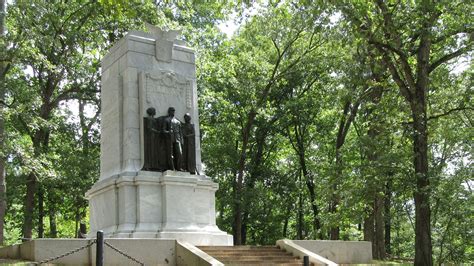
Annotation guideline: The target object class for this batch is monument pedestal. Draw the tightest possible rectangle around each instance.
[85,171,233,246]
[86,29,232,246]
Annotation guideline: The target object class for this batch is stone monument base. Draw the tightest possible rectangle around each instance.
[85,171,233,246]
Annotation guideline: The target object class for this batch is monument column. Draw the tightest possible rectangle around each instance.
[86,28,232,245]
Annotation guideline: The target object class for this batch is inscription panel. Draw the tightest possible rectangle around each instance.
[145,71,192,115]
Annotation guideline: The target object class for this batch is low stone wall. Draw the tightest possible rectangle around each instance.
[290,240,372,264]
[1,238,372,265]
[94,238,176,265]
[0,238,176,265]
[0,243,20,259]
[277,239,337,265]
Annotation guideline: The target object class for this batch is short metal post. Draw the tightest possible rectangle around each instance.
[303,255,309,266]
[96,230,104,266]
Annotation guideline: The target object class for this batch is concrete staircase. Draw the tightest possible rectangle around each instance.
[197,245,310,265]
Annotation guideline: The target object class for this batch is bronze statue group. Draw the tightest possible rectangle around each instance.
[142,106,197,174]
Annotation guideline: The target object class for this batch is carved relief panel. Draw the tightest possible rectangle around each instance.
[138,70,194,168]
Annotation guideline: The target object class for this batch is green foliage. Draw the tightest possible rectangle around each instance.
[2,0,231,244]
[1,1,472,263]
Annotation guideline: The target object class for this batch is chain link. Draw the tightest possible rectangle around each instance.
[104,241,145,266]
[31,238,144,265]
[35,240,96,265]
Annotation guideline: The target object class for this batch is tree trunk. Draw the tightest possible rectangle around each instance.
[305,177,322,239]
[283,206,291,237]
[233,167,243,245]
[0,0,7,246]
[384,177,392,255]
[74,221,78,238]
[412,101,432,265]
[233,110,257,245]
[38,185,44,238]
[287,121,322,239]
[330,151,341,240]
[241,128,267,245]
[23,128,50,239]
[412,26,433,266]
[241,213,247,245]
[23,173,36,240]
[48,190,57,238]
[297,190,303,240]
[365,83,385,259]
[374,192,385,258]
[331,100,360,240]
[363,206,374,243]
[233,187,242,245]
[298,142,322,239]
[48,211,57,238]
[363,187,386,259]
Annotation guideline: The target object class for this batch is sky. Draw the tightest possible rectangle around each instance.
[216,2,263,38]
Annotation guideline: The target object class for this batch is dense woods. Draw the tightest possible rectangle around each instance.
[1,1,472,264]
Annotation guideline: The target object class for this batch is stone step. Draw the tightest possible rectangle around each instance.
[200,248,286,252]
[198,245,281,251]
[225,264,304,266]
[208,255,292,258]
[197,245,311,266]
[203,251,292,256]
[201,248,286,252]
[219,260,304,265]
[214,255,300,261]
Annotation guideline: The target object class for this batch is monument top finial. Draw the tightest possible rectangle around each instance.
[145,23,181,42]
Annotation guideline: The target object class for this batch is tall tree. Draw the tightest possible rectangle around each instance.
[198,3,326,243]
[285,95,323,239]
[220,4,324,244]
[0,0,7,245]
[5,0,154,239]
[340,1,473,264]
[358,53,391,259]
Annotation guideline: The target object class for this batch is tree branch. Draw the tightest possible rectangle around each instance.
[50,86,81,107]
[15,114,33,140]
[429,46,472,73]
[432,27,473,44]
[380,52,412,101]
[428,107,474,120]
[340,100,360,146]
[271,38,281,59]
[368,39,406,58]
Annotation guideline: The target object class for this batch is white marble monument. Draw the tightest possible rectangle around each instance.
[85,28,233,246]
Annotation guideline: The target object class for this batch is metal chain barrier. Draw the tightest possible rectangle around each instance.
[35,240,96,265]
[104,241,145,266]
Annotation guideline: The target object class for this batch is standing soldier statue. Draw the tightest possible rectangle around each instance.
[162,107,183,171]
[182,113,197,174]
[142,107,160,170]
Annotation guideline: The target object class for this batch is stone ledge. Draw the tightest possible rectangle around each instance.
[277,239,337,265]
[85,175,118,198]
[88,171,216,198]
[280,239,373,264]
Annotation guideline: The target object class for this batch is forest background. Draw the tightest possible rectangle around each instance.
[0,1,472,265]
